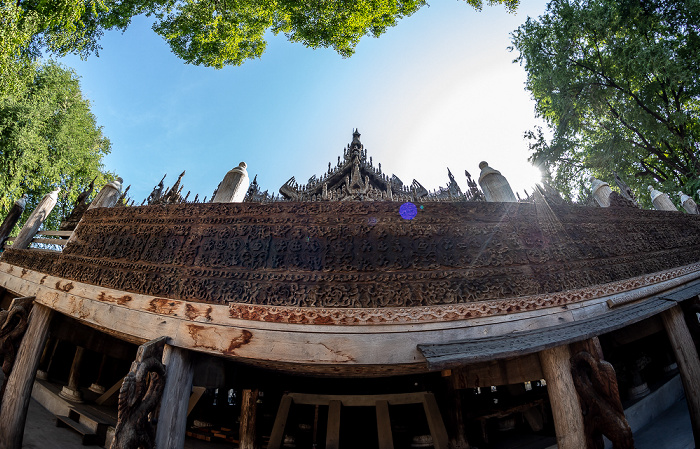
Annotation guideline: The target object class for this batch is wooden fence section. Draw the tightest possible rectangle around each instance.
[2,230,72,250]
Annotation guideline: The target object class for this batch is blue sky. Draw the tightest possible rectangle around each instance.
[60,0,550,203]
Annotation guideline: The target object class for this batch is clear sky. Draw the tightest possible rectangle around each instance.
[60,0,550,204]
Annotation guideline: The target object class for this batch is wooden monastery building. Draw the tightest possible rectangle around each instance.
[0,130,699,449]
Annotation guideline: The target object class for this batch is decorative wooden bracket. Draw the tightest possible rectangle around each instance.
[0,296,35,401]
[111,336,169,449]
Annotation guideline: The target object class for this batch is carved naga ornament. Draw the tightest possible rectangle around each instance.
[0,296,34,400]
[111,337,167,449]
[570,351,634,449]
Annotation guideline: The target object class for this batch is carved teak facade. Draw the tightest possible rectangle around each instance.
[0,131,699,449]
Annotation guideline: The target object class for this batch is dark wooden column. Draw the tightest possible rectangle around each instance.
[154,345,194,449]
[539,344,586,449]
[662,305,700,448]
[239,388,259,449]
[59,346,84,402]
[0,303,53,449]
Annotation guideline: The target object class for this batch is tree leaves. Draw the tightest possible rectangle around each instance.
[0,61,113,231]
[512,0,700,204]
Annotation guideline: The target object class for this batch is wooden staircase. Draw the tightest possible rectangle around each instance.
[55,408,109,446]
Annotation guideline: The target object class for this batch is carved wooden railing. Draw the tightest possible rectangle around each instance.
[2,230,72,251]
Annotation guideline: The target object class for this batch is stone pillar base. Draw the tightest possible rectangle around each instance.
[59,386,83,403]
[36,370,48,380]
[628,383,650,400]
[89,383,106,394]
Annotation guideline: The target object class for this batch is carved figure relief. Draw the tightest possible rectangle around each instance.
[111,338,167,449]
[0,297,34,400]
[571,351,634,449]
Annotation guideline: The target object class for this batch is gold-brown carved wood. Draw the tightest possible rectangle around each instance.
[154,345,194,449]
[539,345,586,449]
[111,336,167,449]
[239,388,259,449]
[661,305,700,448]
[0,296,34,400]
[0,302,52,449]
[570,349,633,449]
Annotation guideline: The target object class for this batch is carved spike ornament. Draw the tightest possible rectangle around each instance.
[571,351,634,449]
[0,297,34,400]
[246,130,484,203]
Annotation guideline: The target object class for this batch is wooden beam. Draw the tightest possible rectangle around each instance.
[539,345,585,449]
[0,302,53,449]
[326,400,342,449]
[239,388,259,449]
[268,394,293,449]
[375,400,394,449]
[155,345,194,449]
[422,392,449,449]
[661,305,700,448]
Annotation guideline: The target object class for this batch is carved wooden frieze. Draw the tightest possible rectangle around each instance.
[2,202,700,310]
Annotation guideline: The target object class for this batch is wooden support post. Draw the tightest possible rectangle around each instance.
[268,394,293,449]
[445,376,470,449]
[662,305,700,448]
[0,303,53,449]
[155,345,194,449]
[539,345,586,449]
[422,392,449,449]
[326,399,342,449]
[376,399,394,449]
[239,388,259,449]
[59,345,84,402]
[36,337,56,380]
[89,353,108,393]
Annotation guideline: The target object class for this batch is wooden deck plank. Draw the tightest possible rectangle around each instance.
[418,298,675,370]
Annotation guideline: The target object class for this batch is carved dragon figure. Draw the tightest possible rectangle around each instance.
[111,356,166,449]
[0,297,34,401]
[570,351,634,449]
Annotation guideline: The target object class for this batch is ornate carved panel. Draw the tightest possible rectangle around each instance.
[2,202,700,310]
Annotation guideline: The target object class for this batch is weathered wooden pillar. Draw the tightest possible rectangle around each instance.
[154,345,194,449]
[589,176,613,207]
[445,376,470,449]
[239,388,259,449]
[538,345,586,449]
[88,353,109,393]
[59,345,85,402]
[212,162,249,203]
[88,177,123,210]
[648,185,678,211]
[477,161,517,202]
[0,302,53,449]
[0,194,27,248]
[35,337,57,380]
[12,188,60,249]
[661,305,700,448]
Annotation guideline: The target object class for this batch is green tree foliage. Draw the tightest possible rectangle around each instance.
[511,0,700,204]
[4,0,518,71]
[0,61,113,232]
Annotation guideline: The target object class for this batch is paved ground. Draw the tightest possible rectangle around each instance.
[20,394,695,448]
